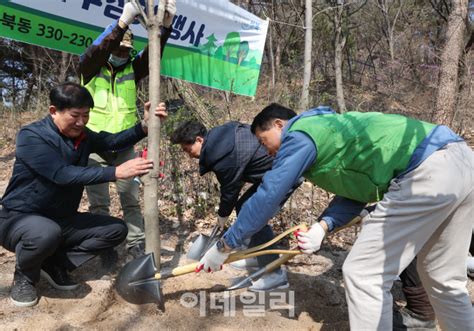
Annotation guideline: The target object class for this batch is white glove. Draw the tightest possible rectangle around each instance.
[297,222,326,254]
[217,216,228,231]
[119,2,141,26]
[195,243,230,273]
[163,0,177,28]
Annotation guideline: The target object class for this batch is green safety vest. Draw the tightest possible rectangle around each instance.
[84,63,138,133]
[288,112,436,202]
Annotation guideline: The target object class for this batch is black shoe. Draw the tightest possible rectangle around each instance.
[393,307,436,330]
[10,271,38,307]
[99,247,119,271]
[41,264,79,291]
[127,243,145,260]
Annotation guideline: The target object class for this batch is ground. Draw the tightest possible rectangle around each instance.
[0,134,473,330]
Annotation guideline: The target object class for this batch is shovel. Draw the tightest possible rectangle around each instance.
[226,215,365,291]
[187,225,222,261]
[115,224,307,308]
[227,254,294,290]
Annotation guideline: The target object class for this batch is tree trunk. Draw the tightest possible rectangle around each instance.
[334,1,347,113]
[300,0,312,112]
[172,80,215,127]
[375,0,403,85]
[268,23,276,92]
[58,52,70,83]
[270,1,282,81]
[33,47,43,111]
[433,0,468,126]
[143,0,166,268]
[451,28,473,133]
[275,39,281,75]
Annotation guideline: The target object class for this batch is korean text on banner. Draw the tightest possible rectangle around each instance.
[0,0,268,97]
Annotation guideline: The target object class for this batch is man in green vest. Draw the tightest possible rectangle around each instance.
[196,103,474,330]
[79,1,176,261]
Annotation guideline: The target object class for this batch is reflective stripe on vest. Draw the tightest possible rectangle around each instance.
[84,63,138,133]
[96,70,111,84]
[288,112,436,202]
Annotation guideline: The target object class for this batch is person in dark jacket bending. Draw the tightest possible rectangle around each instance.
[171,120,299,291]
[0,82,166,307]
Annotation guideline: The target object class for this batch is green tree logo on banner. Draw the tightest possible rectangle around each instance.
[237,41,249,65]
[201,33,217,56]
[223,32,240,62]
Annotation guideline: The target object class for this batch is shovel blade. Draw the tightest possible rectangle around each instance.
[186,234,211,261]
[187,225,222,261]
[227,275,253,290]
[115,253,164,309]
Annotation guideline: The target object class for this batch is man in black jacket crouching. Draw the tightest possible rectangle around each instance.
[0,82,165,307]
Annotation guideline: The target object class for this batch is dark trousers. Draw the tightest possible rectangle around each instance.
[399,257,436,320]
[235,182,296,268]
[0,209,127,284]
[470,230,474,255]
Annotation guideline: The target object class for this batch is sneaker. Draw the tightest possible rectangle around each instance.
[249,269,289,292]
[41,264,79,291]
[230,257,259,271]
[10,271,38,307]
[127,243,145,260]
[393,307,436,331]
[467,255,474,278]
[99,247,119,271]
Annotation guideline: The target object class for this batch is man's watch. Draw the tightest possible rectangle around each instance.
[216,238,231,253]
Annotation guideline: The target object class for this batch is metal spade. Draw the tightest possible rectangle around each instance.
[116,224,309,308]
[186,224,222,261]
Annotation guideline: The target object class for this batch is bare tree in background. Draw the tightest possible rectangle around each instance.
[327,0,366,112]
[58,52,73,83]
[333,0,347,113]
[374,0,404,84]
[433,0,468,125]
[172,80,215,127]
[300,0,313,111]
[267,23,276,92]
[375,0,404,63]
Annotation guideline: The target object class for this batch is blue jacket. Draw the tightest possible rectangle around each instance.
[79,20,171,85]
[0,115,146,218]
[223,107,463,249]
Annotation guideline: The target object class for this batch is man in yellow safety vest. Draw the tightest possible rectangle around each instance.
[79,1,176,262]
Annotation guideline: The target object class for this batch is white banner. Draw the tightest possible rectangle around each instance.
[1,0,269,96]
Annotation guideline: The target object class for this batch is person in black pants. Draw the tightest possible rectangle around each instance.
[394,258,437,330]
[0,82,166,307]
[171,120,301,291]
[469,230,474,277]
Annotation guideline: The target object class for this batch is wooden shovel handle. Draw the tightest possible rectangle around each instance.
[263,254,294,273]
[231,223,308,258]
[156,216,361,280]
[155,249,301,280]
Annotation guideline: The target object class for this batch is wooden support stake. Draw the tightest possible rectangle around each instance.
[143,0,167,269]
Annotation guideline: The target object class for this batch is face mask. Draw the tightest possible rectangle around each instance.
[108,54,129,68]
